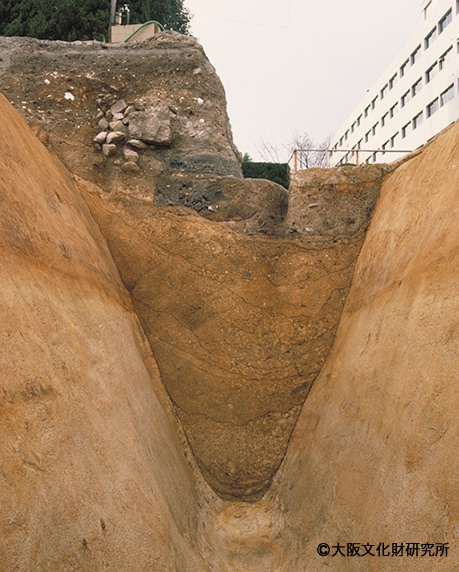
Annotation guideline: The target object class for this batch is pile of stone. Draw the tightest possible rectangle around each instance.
[94,98,171,174]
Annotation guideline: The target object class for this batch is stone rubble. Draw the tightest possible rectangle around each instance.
[106,131,125,144]
[93,131,107,144]
[123,148,139,163]
[93,98,172,174]
[128,107,171,145]
[121,161,140,172]
[102,143,117,157]
[110,98,127,115]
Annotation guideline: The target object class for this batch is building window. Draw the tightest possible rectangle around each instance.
[424,27,437,49]
[424,0,432,19]
[412,111,423,130]
[438,9,452,34]
[372,152,377,163]
[401,122,410,139]
[439,46,453,70]
[357,139,363,149]
[381,112,389,127]
[345,130,349,141]
[390,102,399,118]
[390,133,399,148]
[365,130,371,143]
[440,84,455,106]
[339,137,344,146]
[364,105,370,118]
[389,73,398,90]
[372,122,378,136]
[357,114,362,127]
[410,45,421,65]
[381,84,388,99]
[427,97,439,117]
[382,140,389,153]
[400,59,409,77]
[426,61,439,83]
[412,78,423,97]
[351,122,355,133]
[371,96,378,110]
[401,90,411,107]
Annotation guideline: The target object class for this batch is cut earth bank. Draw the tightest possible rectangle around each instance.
[0,32,457,571]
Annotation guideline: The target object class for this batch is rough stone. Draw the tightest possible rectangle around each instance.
[128,107,171,145]
[127,138,147,149]
[123,147,139,162]
[106,130,125,144]
[109,119,127,133]
[98,117,109,130]
[110,98,127,115]
[121,161,140,172]
[93,131,107,144]
[142,155,165,176]
[102,143,117,156]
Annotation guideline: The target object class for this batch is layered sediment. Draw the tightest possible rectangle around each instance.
[0,34,391,499]
[0,32,456,571]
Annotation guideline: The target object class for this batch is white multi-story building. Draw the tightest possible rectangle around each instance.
[329,0,458,166]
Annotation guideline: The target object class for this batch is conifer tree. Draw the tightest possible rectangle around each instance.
[0,0,191,41]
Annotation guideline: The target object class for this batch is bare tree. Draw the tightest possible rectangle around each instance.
[256,133,331,170]
[256,141,284,163]
[289,133,330,169]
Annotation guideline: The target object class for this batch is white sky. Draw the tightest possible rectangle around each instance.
[185,0,422,161]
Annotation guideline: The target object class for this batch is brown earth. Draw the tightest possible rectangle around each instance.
[268,121,459,571]
[0,34,392,499]
[0,31,457,571]
[0,33,241,208]
[0,92,211,571]
[81,183,364,499]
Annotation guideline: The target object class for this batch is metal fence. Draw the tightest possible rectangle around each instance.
[289,148,413,173]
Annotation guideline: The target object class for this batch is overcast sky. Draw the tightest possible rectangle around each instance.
[185,0,422,161]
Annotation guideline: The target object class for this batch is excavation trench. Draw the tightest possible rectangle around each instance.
[1,34,455,572]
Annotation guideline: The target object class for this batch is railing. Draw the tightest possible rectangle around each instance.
[289,148,413,173]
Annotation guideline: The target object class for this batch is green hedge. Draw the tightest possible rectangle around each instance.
[242,162,290,190]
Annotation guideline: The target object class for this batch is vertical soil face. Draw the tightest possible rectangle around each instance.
[268,123,458,571]
[82,190,367,498]
[0,32,456,570]
[0,93,210,571]
[79,154,388,500]
[0,34,390,500]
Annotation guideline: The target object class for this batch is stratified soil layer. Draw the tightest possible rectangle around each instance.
[0,31,457,572]
[0,34,390,499]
